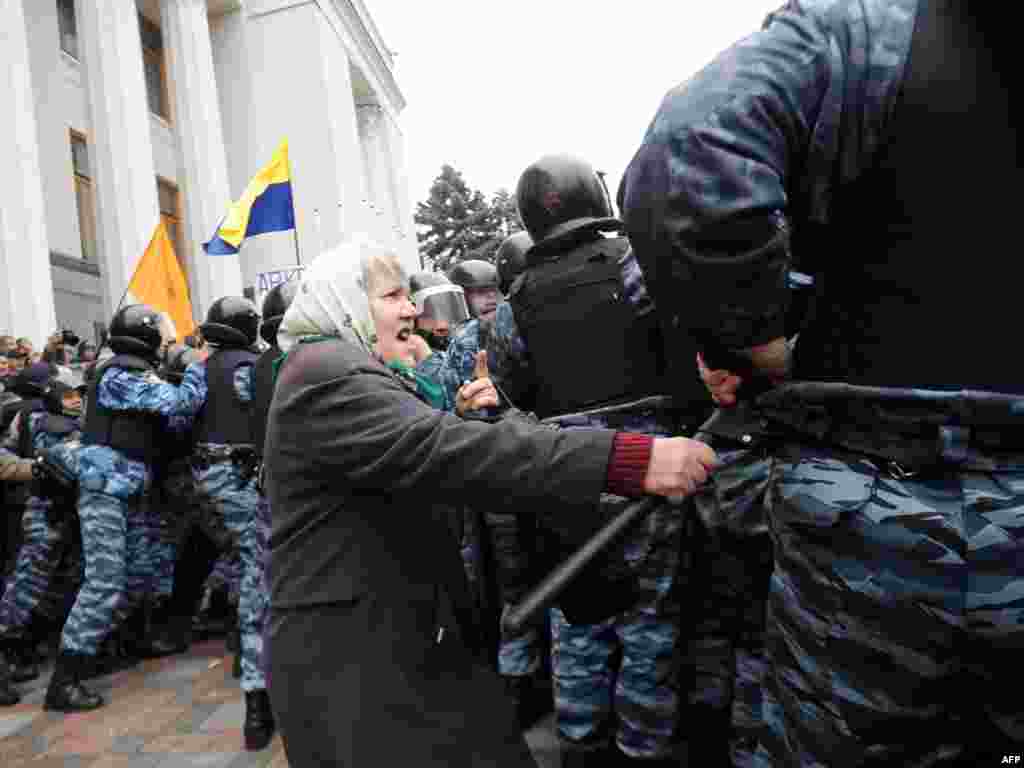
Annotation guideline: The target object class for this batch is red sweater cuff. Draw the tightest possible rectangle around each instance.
[605,432,654,498]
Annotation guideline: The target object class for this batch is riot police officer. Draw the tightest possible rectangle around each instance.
[191,296,274,751]
[409,271,469,353]
[0,378,85,694]
[448,259,501,323]
[45,304,206,712]
[485,154,686,766]
[620,3,1024,764]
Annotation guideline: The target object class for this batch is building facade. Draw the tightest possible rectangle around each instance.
[1,0,416,349]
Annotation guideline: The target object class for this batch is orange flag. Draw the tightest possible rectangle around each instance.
[126,221,196,342]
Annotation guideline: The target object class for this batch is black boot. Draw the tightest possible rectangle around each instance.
[43,650,103,712]
[243,689,276,751]
[124,599,182,659]
[81,629,140,680]
[0,650,21,706]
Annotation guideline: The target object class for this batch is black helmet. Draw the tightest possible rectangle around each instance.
[515,154,618,244]
[108,304,164,358]
[447,260,499,293]
[160,344,202,384]
[201,296,260,348]
[260,281,300,346]
[495,231,533,294]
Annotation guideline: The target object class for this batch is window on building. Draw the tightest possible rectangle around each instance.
[71,132,97,262]
[57,0,78,59]
[157,178,185,275]
[139,15,170,121]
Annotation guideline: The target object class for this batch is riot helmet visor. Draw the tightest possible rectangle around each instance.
[412,283,471,325]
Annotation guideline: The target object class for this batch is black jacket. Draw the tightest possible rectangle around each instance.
[264,337,616,767]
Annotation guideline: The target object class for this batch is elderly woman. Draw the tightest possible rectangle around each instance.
[264,238,715,768]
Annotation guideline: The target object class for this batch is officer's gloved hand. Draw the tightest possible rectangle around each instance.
[697,337,790,407]
[456,351,499,416]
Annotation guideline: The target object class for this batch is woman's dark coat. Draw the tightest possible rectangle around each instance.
[264,337,616,767]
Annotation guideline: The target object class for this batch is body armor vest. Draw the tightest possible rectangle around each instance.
[194,348,258,445]
[251,346,280,460]
[509,235,665,418]
[793,1,1020,391]
[82,355,163,463]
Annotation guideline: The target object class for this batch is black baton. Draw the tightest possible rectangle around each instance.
[501,495,660,634]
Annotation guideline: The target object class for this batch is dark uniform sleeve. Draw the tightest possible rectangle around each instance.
[272,345,618,511]
[619,0,913,352]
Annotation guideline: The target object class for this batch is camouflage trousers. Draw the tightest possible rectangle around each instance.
[0,497,65,638]
[204,551,242,604]
[193,461,267,692]
[549,494,684,760]
[62,493,152,654]
[690,444,774,766]
[750,443,1024,766]
[486,509,544,678]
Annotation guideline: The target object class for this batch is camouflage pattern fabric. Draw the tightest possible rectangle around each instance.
[475,261,687,758]
[551,601,680,759]
[192,361,267,693]
[546,413,684,760]
[0,499,63,637]
[205,550,242,604]
[690,438,774,765]
[748,443,1024,766]
[61,445,148,654]
[60,364,206,656]
[487,508,543,678]
[192,462,266,692]
[0,413,83,639]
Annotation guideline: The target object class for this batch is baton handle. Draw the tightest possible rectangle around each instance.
[501,496,659,634]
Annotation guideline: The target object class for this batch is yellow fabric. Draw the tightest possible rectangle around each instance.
[127,221,196,342]
[216,140,291,249]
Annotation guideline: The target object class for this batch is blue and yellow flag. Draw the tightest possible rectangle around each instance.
[204,140,295,255]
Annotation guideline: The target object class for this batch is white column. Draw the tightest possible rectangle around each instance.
[76,0,161,318]
[381,109,419,269]
[162,0,243,319]
[0,0,58,348]
[317,22,372,246]
[356,104,397,247]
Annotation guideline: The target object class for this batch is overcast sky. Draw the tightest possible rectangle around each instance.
[366,1,782,211]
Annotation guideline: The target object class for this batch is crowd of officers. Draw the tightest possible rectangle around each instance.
[3,3,1021,764]
[0,291,292,751]
[0,150,746,765]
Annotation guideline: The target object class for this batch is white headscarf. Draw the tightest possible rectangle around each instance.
[277,236,407,355]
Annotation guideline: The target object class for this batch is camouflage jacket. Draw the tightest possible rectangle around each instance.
[620,0,916,351]
[77,363,207,496]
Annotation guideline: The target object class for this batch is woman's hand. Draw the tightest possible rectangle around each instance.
[456,351,499,415]
[642,437,717,499]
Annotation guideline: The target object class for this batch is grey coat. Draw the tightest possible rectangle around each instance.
[264,337,617,767]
